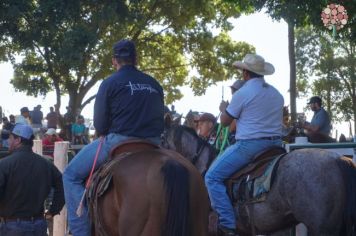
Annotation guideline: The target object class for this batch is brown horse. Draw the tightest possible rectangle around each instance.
[88,142,209,236]
[162,124,356,236]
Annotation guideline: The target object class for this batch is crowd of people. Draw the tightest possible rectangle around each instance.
[0,39,336,236]
[0,105,90,151]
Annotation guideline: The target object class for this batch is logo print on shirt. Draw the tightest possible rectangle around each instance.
[126,81,158,95]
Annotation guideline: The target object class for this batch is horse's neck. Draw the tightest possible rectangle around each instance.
[195,146,214,175]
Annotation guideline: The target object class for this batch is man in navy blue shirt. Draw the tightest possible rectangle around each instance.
[63,39,164,236]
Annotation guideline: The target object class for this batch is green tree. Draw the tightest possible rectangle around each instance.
[246,0,323,123]
[295,26,356,134]
[224,0,355,123]
[0,0,254,118]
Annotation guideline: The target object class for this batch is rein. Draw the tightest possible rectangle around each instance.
[192,140,205,164]
[76,136,105,217]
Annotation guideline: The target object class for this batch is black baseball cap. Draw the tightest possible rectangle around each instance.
[113,39,136,60]
[307,96,322,105]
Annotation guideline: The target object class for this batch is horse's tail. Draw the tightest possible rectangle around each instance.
[161,159,191,236]
[336,157,356,236]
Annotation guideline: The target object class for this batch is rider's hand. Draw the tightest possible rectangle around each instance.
[219,100,229,113]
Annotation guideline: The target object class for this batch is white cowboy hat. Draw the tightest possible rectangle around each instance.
[232,54,275,75]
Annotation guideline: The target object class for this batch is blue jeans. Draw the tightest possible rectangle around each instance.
[205,138,282,229]
[63,133,160,236]
[0,219,47,236]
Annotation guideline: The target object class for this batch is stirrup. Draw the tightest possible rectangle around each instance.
[218,225,237,236]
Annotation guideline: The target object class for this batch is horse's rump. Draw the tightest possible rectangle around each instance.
[89,148,209,236]
[336,157,356,236]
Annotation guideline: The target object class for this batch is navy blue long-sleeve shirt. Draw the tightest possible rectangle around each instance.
[94,65,164,138]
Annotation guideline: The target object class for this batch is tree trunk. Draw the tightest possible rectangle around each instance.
[54,83,61,114]
[288,20,297,124]
[68,92,82,119]
[353,96,356,137]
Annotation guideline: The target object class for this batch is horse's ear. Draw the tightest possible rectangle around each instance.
[175,116,182,125]
[164,113,172,129]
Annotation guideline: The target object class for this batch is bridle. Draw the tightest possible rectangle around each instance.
[191,139,206,165]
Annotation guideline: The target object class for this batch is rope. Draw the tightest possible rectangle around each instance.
[215,124,230,156]
[76,136,105,217]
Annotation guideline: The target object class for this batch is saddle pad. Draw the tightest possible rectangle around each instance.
[252,155,283,198]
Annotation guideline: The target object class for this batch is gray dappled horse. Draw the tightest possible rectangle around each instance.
[162,124,356,236]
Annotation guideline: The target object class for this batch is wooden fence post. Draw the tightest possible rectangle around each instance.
[53,141,70,236]
[32,140,43,156]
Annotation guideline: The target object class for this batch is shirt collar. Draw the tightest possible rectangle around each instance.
[12,145,33,153]
[118,64,136,72]
[245,77,265,84]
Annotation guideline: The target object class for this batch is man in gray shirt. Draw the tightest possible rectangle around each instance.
[205,54,284,236]
[303,96,332,143]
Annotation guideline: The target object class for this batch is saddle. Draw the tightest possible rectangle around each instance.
[109,139,159,158]
[89,139,160,199]
[226,146,287,204]
[88,139,159,236]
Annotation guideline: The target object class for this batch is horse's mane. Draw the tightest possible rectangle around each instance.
[174,125,199,139]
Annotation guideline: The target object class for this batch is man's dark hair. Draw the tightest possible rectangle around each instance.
[12,133,35,147]
[245,70,263,78]
[308,96,322,106]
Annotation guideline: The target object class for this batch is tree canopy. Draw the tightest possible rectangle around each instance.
[0,0,255,116]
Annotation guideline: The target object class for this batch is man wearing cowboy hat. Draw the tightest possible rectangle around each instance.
[205,54,284,236]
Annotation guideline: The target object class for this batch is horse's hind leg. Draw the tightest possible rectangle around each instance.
[114,166,164,236]
[98,186,120,236]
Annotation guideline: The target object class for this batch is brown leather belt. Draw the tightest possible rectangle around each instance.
[0,216,44,222]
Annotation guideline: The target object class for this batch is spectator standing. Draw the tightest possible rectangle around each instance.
[63,106,75,141]
[71,115,88,145]
[1,117,14,148]
[0,124,64,235]
[2,117,14,131]
[9,115,15,126]
[31,105,43,128]
[16,107,31,125]
[46,107,58,129]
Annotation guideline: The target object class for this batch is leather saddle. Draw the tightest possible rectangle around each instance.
[88,139,160,236]
[109,139,159,158]
[89,139,160,200]
[226,146,286,202]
